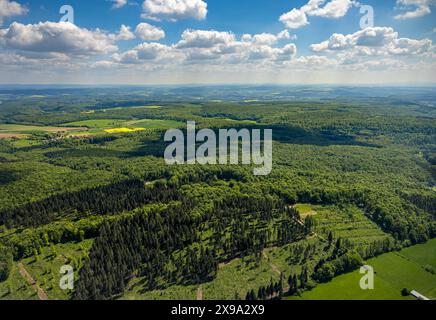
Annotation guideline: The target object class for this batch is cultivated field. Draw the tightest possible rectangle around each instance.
[0,124,86,138]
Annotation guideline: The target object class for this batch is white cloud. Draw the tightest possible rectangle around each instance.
[112,28,298,66]
[243,33,278,46]
[0,21,119,56]
[295,55,337,68]
[111,24,135,40]
[242,30,296,45]
[388,37,433,55]
[280,0,356,29]
[135,42,171,59]
[111,0,127,9]
[250,33,279,46]
[135,22,165,41]
[91,60,116,68]
[177,29,297,64]
[311,27,401,52]
[113,42,174,64]
[310,26,435,65]
[279,8,309,29]
[355,28,399,47]
[394,0,436,19]
[274,44,298,61]
[309,0,355,18]
[142,0,207,21]
[0,0,27,25]
[277,30,297,41]
[175,29,235,49]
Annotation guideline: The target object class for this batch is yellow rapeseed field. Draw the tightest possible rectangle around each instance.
[104,128,146,133]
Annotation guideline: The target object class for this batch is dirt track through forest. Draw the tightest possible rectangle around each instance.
[18,263,48,300]
[197,285,203,300]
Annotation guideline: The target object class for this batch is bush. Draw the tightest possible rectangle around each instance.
[313,251,363,283]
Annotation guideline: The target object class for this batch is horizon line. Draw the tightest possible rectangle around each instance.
[1,83,436,88]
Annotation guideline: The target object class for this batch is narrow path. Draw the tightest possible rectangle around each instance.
[262,250,281,276]
[196,285,203,300]
[17,263,48,300]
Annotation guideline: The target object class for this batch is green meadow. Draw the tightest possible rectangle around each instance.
[63,118,185,134]
[289,239,436,300]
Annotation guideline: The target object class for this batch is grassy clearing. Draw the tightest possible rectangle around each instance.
[294,204,313,214]
[121,280,198,300]
[312,204,392,248]
[0,240,93,300]
[124,119,184,129]
[202,256,281,300]
[294,204,318,219]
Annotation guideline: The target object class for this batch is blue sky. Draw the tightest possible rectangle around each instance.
[0,0,435,84]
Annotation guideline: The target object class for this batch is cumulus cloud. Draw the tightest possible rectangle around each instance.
[135,22,165,40]
[394,0,436,19]
[91,60,115,68]
[241,30,297,46]
[310,26,435,65]
[0,21,121,57]
[295,55,337,68]
[309,0,355,18]
[311,27,399,52]
[175,29,235,49]
[389,37,433,55]
[113,42,175,64]
[277,30,297,41]
[273,44,298,61]
[0,0,27,25]
[177,29,297,63]
[141,0,207,21]
[111,24,135,40]
[111,0,127,9]
[279,8,309,29]
[280,0,356,29]
[112,28,298,66]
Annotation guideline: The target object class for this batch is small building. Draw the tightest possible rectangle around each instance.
[410,290,430,301]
